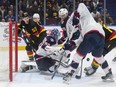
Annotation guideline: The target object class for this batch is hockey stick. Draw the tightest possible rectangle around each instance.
[55,60,70,68]
[35,53,56,60]
[21,30,37,53]
[75,57,84,79]
[50,50,65,79]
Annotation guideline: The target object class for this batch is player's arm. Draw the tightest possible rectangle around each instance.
[66,12,80,41]
[18,22,23,36]
[58,28,67,44]
[18,20,28,37]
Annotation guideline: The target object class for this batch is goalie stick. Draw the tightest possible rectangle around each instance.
[50,50,65,79]
[35,53,56,60]
[44,50,65,80]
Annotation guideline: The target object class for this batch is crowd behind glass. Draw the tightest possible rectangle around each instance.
[0,0,115,25]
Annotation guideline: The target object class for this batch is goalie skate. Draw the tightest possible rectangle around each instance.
[19,61,37,72]
[20,64,36,72]
[101,69,114,82]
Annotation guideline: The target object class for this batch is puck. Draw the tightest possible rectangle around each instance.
[86,58,90,61]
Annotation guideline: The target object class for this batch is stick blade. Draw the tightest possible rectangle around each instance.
[75,75,81,79]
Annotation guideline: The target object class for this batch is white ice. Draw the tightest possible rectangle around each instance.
[0,49,116,87]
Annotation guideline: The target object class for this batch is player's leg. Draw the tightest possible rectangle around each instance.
[94,56,114,81]
[20,53,56,73]
[34,54,56,72]
[63,33,98,81]
[25,44,34,61]
[84,59,100,76]
[92,42,114,81]
[20,62,36,72]
[85,39,116,75]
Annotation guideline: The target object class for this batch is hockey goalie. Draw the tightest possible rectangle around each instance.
[19,28,76,75]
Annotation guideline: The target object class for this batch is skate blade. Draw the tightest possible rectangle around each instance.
[44,76,52,80]
[102,79,115,82]
[63,80,70,85]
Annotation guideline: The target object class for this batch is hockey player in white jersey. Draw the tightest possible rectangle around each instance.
[58,8,80,44]
[62,3,114,82]
[20,28,72,73]
[58,8,80,64]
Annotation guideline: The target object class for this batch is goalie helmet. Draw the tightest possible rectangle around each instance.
[42,29,60,47]
[59,8,68,18]
[46,36,56,46]
[41,36,56,50]
[49,28,60,43]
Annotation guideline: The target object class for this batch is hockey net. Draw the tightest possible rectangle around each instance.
[0,22,18,81]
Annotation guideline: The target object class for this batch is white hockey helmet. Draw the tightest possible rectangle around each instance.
[59,8,68,18]
[33,13,40,21]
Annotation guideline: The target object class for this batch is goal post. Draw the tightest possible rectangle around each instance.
[0,22,18,81]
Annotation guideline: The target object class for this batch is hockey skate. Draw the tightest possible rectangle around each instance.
[112,57,116,62]
[101,69,114,82]
[29,56,34,61]
[84,66,97,76]
[63,70,75,81]
[20,64,36,72]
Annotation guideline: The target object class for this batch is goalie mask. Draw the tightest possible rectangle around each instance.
[42,29,60,49]
[49,28,60,43]
[41,36,56,49]
[46,36,56,46]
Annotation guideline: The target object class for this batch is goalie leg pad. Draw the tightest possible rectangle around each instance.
[35,57,56,71]
[20,61,37,72]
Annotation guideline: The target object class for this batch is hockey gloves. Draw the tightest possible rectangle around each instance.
[63,40,76,51]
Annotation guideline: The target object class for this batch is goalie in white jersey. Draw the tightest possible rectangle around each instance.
[63,3,114,82]
[20,28,69,73]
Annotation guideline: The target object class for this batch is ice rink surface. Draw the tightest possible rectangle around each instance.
[0,49,116,87]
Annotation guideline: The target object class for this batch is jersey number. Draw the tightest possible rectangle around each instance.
[32,27,37,33]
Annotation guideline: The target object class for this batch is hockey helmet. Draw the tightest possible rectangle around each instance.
[50,28,60,42]
[59,8,68,18]
[33,13,40,21]
[46,36,56,46]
